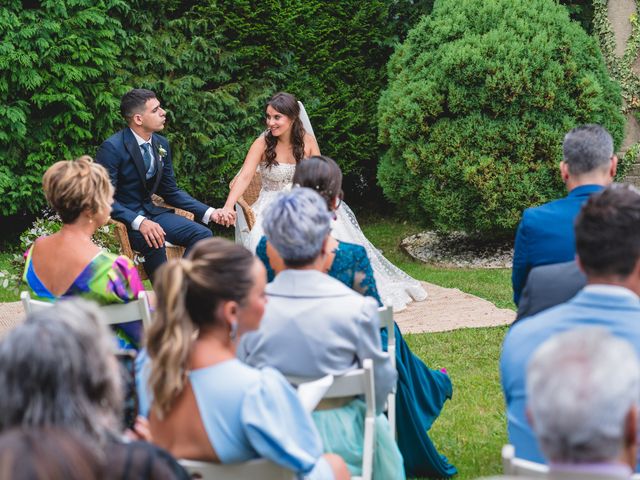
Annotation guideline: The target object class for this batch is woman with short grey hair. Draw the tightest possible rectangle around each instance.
[263,186,333,266]
[240,187,404,479]
[0,299,189,479]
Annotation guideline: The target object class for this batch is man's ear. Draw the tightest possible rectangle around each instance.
[133,112,143,127]
[624,405,637,447]
[560,161,570,182]
[526,407,534,429]
[623,405,638,471]
[610,155,618,179]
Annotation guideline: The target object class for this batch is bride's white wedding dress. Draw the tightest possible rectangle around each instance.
[235,162,427,311]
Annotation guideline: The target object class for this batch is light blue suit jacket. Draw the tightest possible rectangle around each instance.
[512,184,604,305]
[500,286,640,464]
[237,269,397,412]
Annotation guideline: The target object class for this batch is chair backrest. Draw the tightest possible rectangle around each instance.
[378,304,395,366]
[501,444,548,478]
[287,359,375,480]
[378,304,396,438]
[179,458,294,480]
[20,291,153,330]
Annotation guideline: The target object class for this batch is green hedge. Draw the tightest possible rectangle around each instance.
[0,0,127,215]
[1,0,433,215]
[377,0,624,235]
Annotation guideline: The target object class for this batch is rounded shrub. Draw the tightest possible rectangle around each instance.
[377,0,625,235]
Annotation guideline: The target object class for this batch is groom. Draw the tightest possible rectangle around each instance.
[97,88,219,280]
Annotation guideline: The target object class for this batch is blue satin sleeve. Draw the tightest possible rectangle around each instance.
[241,368,323,475]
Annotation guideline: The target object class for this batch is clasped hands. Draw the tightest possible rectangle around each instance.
[140,207,236,249]
[210,207,236,227]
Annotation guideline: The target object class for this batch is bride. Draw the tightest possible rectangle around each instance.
[219,92,426,311]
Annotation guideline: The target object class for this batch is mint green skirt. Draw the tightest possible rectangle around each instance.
[312,399,405,479]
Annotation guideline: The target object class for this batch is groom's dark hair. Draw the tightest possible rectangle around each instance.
[120,89,157,123]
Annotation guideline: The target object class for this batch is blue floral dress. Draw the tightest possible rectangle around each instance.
[256,236,457,478]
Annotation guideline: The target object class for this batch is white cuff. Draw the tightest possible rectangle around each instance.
[202,207,215,224]
[132,215,146,231]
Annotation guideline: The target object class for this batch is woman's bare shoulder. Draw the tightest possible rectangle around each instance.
[303,133,320,156]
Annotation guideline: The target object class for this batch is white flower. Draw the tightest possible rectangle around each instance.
[158,146,167,158]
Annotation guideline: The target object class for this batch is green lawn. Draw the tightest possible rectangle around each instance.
[362,217,511,479]
[0,216,512,479]
[361,218,514,309]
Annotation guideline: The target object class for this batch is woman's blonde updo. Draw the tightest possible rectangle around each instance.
[42,156,114,224]
[145,238,256,417]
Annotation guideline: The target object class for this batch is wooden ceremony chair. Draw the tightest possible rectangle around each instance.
[110,195,194,281]
[20,290,153,330]
[230,170,262,232]
[288,359,376,480]
[178,458,294,480]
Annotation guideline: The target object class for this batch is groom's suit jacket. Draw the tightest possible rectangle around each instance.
[96,128,209,226]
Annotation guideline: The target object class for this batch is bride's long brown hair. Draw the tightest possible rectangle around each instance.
[145,238,255,418]
[263,92,306,168]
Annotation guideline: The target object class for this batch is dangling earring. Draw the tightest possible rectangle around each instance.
[89,216,94,224]
[229,321,238,341]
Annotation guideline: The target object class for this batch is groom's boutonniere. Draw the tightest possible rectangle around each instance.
[157,146,168,159]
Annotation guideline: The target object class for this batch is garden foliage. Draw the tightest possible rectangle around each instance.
[378,0,624,235]
[1,0,430,215]
[0,0,128,215]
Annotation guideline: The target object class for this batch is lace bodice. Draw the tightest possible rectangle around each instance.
[259,163,296,192]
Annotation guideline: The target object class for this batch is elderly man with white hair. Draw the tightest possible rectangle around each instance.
[526,327,640,479]
[238,186,403,479]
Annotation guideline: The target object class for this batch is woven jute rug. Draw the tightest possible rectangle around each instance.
[0,282,514,338]
[0,302,25,338]
[395,282,514,333]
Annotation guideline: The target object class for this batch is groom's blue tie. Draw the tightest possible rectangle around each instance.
[141,143,153,178]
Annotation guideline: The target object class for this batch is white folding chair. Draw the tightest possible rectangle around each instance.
[179,458,294,480]
[378,303,396,438]
[501,444,548,477]
[20,290,153,329]
[502,443,640,479]
[288,359,376,480]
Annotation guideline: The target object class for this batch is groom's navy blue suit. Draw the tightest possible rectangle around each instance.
[96,128,212,279]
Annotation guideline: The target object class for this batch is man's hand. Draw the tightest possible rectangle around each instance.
[139,219,166,248]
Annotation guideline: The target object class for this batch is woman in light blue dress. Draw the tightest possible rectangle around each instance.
[137,238,348,480]
[256,156,457,478]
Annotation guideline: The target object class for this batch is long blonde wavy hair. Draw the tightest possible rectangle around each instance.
[145,238,255,417]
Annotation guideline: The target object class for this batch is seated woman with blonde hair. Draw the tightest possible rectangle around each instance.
[23,156,143,348]
[139,238,348,480]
